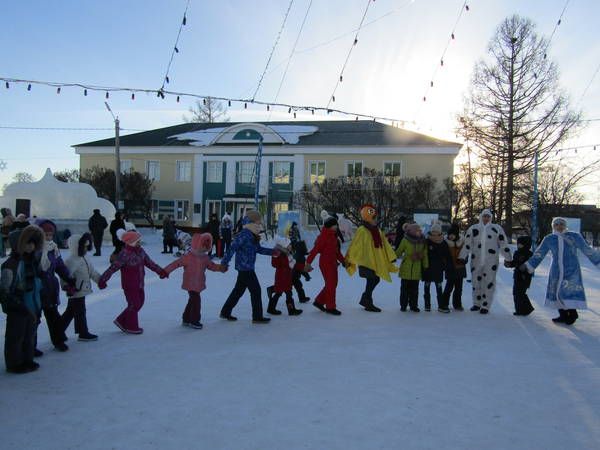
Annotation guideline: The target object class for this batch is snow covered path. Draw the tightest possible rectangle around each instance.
[1,231,599,450]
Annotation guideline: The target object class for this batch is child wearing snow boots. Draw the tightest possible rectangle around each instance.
[98,230,168,334]
[291,239,310,303]
[443,224,466,311]
[219,210,274,323]
[1,226,45,374]
[422,223,451,313]
[165,233,226,329]
[267,238,303,316]
[504,236,535,316]
[305,216,347,315]
[395,223,428,312]
[61,233,101,341]
[35,218,74,352]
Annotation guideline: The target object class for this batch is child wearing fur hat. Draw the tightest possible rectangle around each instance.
[395,223,428,312]
[266,238,303,316]
[164,233,226,329]
[1,226,45,373]
[98,230,168,334]
[504,236,535,316]
[422,223,451,313]
[219,210,274,323]
[61,233,102,341]
[443,224,466,310]
[35,218,74,352]
[305,216,347,315]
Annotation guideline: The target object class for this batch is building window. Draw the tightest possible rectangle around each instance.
[175,200,190,221]
[157,200,174,219]
[237,161,254,184]
[193,203,202,215]
[309,160,326,184]
[206,161,223,183]
[273,161,291,184]
[272,202,289,224]
[176,160,192,182]
[120,159,132,174]
[146,160,160,181]
[345,160,363,177]
[206,200,221,222]
[383,161,402,178]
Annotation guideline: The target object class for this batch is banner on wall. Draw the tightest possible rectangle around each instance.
[413,213,439,234]
[277,210,301,238]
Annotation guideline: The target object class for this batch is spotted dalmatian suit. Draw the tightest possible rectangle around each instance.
[459,211,512,310]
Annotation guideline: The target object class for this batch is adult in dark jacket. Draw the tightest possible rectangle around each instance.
[443,224,467,310]
[393,215,407,249]
[1,226,45,373]
[162,216,176,254]
[109,212,126,253]
[505,236,535,316]
[207,214,220,256]
[88,209,108,256]
[422,223,451,312]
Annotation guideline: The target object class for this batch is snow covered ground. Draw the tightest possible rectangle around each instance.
[1,229,599,450]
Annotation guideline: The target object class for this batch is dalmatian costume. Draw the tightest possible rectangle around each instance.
[459,209,512,312]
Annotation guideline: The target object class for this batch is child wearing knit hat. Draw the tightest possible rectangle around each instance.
[98,230,168,334]
[266,237,303,317]
[395,222,428,312]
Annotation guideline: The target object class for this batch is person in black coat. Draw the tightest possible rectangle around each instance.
[109,212,125,254]
[504,235,535,316]
[422,223,451,312]
[207,214,221,256]
[161,216,177,254]
[88,209,108,256]
[393,215,407,249]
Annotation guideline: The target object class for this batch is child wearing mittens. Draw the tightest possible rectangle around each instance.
[395,223,428,312]
[164,233,226,329]
[266,237,303,316]
[61,233,102,341]
[98,230,167,334]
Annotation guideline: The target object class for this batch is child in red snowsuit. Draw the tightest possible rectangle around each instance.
[98,231,167,334]
[164,233,226,329]
[305,217,346,315]
[266,238,303,316]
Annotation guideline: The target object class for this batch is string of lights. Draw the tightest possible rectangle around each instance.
[0,126,144,131]
[326,0,375,109]
[252,0,295,101]
[159,0,191,93]
[0,76,411,124]
[542,0,570,61]
[416,1,470,113]
[576,60,600,107]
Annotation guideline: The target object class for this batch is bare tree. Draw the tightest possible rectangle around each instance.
[184,97,230,123]
[457,15,581,237]
[13,172,35,183]
[54,169,80,183]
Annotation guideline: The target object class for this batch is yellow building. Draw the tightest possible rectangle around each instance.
[74,120,461,227]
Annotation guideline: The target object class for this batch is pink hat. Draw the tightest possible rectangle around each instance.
[121,230,142,246]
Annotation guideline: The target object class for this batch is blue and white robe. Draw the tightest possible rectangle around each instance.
[526,231,600,310]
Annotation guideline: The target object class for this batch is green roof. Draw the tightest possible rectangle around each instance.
[74,120,461,148]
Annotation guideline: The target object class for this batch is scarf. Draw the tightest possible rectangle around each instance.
[40,240,58,272]
[404,231,424,245]
[363,222,382,248]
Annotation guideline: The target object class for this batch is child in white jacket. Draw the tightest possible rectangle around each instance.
[61,233,101,341]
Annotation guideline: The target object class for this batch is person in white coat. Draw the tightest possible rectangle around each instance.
[61,233,101,341]
[459,209,512,314]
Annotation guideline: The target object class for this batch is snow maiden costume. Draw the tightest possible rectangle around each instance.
[345,204,397,312]
[524,217,600,325]
[459,209,512,314]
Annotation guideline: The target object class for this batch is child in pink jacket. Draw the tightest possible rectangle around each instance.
[164,233,226,329]
[98,231,167,334]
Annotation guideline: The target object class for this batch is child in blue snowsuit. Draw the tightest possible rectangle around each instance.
[219,210,274,323]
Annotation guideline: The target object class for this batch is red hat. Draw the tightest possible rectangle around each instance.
[121,230,142,246]
[39,221,56,233]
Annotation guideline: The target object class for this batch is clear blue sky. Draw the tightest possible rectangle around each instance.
[1,0,599,201]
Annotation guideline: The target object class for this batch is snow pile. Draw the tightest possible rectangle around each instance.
[1,230,599,450]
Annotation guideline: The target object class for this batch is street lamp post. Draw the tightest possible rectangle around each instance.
[532,149,539,250]
[104,102,121,210]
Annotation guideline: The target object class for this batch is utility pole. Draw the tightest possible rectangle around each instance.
[254,136,263,211]
[105,102,122,210]
[532,149,539,250]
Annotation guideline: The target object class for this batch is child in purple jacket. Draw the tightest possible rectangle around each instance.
[98,231,167,334]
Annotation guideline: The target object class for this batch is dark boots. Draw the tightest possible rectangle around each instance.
[552,309,569,324]
[267,287,282,315]
[359,294,381,312]
[555,309,579,325]
[286,297,303,316]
